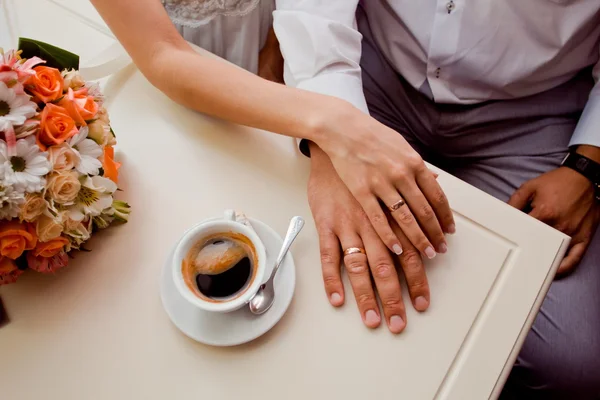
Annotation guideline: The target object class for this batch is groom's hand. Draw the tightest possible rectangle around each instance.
[308,143,431,334]
[509,150,600,275]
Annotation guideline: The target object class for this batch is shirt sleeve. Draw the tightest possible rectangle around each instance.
[569,59,600,148]
[273,1,366,156]
[273,1,366,112]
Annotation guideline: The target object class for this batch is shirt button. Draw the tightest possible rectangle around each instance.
[446,1,455,13]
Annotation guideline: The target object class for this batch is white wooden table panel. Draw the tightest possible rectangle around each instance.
[0,2,569,399]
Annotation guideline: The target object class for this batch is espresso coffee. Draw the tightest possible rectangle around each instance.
[182,232,257,301]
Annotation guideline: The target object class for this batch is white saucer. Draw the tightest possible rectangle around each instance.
[160,217,296,346]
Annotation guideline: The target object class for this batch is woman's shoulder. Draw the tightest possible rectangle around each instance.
[162,0,262,28]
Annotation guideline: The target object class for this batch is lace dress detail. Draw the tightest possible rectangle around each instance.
[162,0,261,28]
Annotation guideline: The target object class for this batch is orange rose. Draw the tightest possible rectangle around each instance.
[38,103,78,150]
[33,237,69,258]
[27,66,64,103]
[0,221,37,260]
[102,146,121,183]
[58,88,98,126]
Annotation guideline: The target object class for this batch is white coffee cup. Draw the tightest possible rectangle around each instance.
[172,210,267,313]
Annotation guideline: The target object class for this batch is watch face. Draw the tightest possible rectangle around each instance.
[564,153,600,196]
[576,157,589,171]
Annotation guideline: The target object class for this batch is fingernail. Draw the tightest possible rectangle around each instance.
[389,315,406,333]
[438,243,448,254]
[330,292,342,306]
[425,246,436,259]
[414,296,429,311]
[393,244,403,255]
[447,224,456,234]
[365,310,380,327]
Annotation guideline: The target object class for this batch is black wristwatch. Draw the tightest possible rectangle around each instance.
[561,152,600,201]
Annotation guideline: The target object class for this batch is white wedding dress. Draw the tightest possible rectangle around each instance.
[161,0,275,73]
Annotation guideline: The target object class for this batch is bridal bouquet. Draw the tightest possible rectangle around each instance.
[0,39,130,285]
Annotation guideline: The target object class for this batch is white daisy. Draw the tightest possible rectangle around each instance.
[0,136,50,193]
[68,127,102,175]
[0,184,25,219]
[0,81,37,132]
[68,176,117,221]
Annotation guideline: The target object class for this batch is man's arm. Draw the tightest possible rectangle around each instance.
[273,1,367,113]
[509,55,600,274]
[274,1,457,330]
[569,60,600,159]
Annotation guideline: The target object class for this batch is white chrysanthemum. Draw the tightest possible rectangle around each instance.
[68,127,102,175]
[0,184,25,219]
[68,176,117,221]
[0,137,50,193]
[0,81,37,132]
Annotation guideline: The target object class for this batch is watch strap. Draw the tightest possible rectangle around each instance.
[562,152,600,201]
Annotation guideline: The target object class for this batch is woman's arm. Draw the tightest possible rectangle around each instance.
[90,0,335,142]
[92,0,454,266]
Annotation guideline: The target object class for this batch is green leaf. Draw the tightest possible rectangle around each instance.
[109,127,116,138]
[18,37,79,71]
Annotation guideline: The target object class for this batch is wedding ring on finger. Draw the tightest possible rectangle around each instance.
[388,197,406,212]
[343,247,366,257]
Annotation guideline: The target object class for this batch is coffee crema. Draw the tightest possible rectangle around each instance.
[182,232,258,302]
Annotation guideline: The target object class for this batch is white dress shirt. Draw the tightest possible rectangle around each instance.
[273,0,600,147]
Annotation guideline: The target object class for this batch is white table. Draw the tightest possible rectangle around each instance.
[0,1,569,399]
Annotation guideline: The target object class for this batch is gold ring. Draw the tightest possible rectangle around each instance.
[388,198,406,212]
[343,247,366,257]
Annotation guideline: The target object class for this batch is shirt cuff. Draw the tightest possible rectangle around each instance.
[294,73,368,156]
[570,88,600,148]
[296,73,369,113]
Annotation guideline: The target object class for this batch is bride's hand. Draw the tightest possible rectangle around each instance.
[312,102,455,258]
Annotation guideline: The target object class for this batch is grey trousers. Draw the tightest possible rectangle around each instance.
[356,8,600,400]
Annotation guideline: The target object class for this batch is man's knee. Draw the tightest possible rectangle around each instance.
[537,340,600,395]
[508,318,600,398]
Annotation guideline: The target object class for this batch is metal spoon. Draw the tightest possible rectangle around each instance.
[248,216,304,315]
